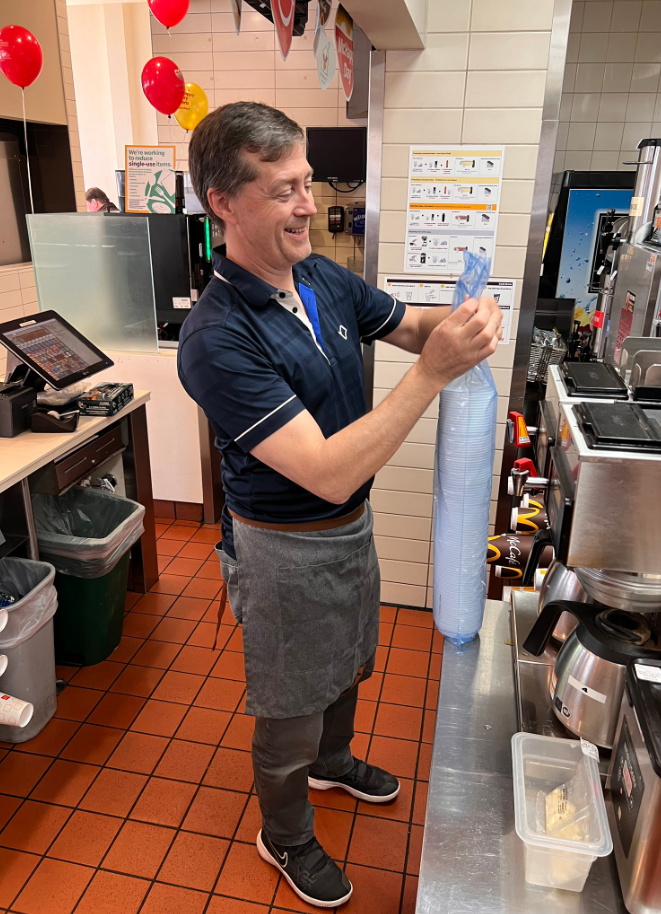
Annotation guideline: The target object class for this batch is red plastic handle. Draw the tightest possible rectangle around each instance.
[508,411,531,447]
[514,457,538,477]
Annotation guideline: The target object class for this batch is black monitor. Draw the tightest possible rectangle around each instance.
[306,127,367,182]
[0,311,113,390]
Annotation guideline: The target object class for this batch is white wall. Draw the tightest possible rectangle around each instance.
[67,0,158,202]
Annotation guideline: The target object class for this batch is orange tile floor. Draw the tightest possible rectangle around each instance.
[0,518,442,914]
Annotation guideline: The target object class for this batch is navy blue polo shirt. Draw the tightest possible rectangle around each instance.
[177,252,406,558]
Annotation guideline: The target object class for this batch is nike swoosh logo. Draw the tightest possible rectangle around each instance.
[275,848,288,867]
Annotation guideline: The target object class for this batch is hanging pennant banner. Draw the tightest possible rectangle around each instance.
[231,0,242,35]
[335,5,354,101]
[272,0,295,60]
[315,31,336,90]
[313,0,331,55]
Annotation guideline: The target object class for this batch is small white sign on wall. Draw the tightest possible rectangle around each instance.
[384,276,515,345]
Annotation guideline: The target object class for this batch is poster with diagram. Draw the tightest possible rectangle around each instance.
[384,276,514,345]
[405,146,505,274]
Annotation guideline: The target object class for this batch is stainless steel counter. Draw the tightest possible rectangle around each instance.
[415,599,626,914]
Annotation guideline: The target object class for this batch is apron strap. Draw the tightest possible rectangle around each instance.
[214,580,229,651]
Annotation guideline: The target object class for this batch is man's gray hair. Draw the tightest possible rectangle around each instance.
[188,101,305,230]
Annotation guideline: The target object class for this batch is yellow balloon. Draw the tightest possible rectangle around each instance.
[175,82,209,131]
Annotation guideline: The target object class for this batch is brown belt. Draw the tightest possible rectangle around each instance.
[229,503,365,533]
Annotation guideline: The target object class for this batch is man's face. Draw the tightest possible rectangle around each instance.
[86,199,102,212]
[218,144,318,272]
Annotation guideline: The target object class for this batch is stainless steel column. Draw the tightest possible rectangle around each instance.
[628,140,661,244]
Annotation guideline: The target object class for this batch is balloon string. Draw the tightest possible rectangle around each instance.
[22,89,35,215]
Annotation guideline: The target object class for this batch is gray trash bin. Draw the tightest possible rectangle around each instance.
[0,557,58,743]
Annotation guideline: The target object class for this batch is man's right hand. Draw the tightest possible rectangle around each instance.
[418,296,503,391]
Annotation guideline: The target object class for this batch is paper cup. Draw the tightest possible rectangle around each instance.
[0,655,7,677]
[0,693,34,728]
[0,609,7,634]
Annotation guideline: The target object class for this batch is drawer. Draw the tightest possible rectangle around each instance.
[31,422,127,495]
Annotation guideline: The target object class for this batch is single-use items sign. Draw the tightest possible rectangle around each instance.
[125,145,176,214]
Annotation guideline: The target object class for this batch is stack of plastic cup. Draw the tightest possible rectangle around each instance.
[433,366,497,645]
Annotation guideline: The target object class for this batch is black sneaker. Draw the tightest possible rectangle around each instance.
[257,829,353,909]
[309,757,400,803]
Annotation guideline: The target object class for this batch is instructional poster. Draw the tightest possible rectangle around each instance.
[384,276,515,345]
[405,146,505,274]
[125,145,176,214]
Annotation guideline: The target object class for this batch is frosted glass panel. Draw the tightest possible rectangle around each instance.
[27,214,158,353]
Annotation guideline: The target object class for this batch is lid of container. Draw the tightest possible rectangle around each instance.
[627,659,661,778]
[562,362,629,398]
[575,567,661,609]
[573,608,661,663]
[574,401,661,453]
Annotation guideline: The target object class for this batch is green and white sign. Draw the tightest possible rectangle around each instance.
[125,145,177,214]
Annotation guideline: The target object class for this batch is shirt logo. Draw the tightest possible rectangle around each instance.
[338,325,348,340]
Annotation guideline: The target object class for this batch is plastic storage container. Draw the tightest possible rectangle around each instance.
[32,488,145,665]
[511,732,613,892]
[0,558,58,743]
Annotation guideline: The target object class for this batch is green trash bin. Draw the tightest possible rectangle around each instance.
[32,488,145,666]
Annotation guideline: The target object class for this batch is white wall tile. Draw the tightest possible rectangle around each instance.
[383,108,463,144]
[622,120,652,147]
[594,120,625,148]
[0,289,23,311]
[375,535,430,564]
[470,0,555,32]
[560,93,574,121]
[386,33,470,72]
[379,210,408,243]
[213,51,276,71]
[575,62,606,92]
[379,558,428,587]
[580,32,610,63]
[603,62,634,92]
[373,512,432,541]
[386,442,436,471]
[427,0,472,32]
[591,149,621,168]
[465,71,547,108]
[564,63,577,93]
[492,245,526,278]
[468,32,552,71]
[571,92,601,121]
[582,1,613,31]
[571,2,586,33]
[502,146,539,179]
[500,180,535,213]
[384,71,467,109]
[567,121,598,149]
[627,92,657,119]
[380,581,427,608]
[564,150,594,168]
[635,32,661,62]
[631,62,661,92]
[371,489,433,518]
[0,273,20,294]
[556,121,570,150]
[382,145,410,178]
[462,108,542,145]
[152,33,213,52]
[497,213,532,246]
[640,0,661,30]
[607,31,638,62]
[611,0,642,31]
[212,30,274,52]
[375,465,434,495]
[598,92,629,120]
[381,178,409,211]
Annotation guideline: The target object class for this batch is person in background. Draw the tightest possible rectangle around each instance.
[85,187,119,213]
[178,102,502,910]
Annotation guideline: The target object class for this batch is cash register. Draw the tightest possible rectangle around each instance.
[0,310,114,437]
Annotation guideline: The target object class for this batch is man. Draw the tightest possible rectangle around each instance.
[85,187,119,213]
[178,102,501,909]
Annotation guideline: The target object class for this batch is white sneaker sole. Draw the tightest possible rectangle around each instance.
[308,775,401,803]
[256,830,353,909]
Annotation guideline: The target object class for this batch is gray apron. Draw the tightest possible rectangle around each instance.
[216,501,380,719]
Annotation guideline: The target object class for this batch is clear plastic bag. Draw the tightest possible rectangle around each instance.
[0,558,58,650]
[32,487,145,579]
[536,760,591,844]
[433,252,498,645]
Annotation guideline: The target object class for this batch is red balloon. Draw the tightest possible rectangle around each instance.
[0,25,43,89]
[148,0,189,28]
[141,57,185,116]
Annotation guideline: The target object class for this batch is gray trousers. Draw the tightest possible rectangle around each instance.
[253,665,369,845]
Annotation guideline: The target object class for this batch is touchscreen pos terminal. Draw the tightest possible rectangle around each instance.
[0,311,113,437]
